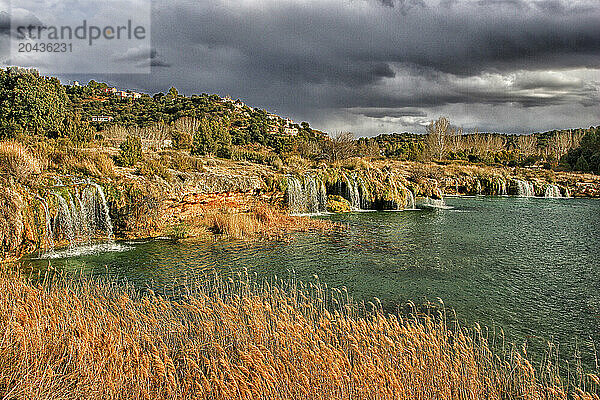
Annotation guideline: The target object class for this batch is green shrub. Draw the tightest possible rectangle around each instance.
[574,155,590,172]
[167,222,189,241]
[327,195,351,213]
[115,135,142,167]
[136,157,172,181]
[171,129,192,150]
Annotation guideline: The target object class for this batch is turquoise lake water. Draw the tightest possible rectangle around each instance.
[22,196,600,366]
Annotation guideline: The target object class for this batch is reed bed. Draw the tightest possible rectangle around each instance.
[0,268,598,400]
[200,204,334,240]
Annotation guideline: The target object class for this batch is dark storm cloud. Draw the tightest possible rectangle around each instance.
[50,0,600,135]
[150,0,600,83]
[114,48,171,68]
[349,107,427,119]
[0,10,44,38]
[376,0,427,14]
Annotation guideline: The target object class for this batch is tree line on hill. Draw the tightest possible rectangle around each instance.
[363,117,599,173]
[0,68,598,174]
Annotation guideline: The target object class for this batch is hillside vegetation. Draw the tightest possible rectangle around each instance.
[1,67,599,174]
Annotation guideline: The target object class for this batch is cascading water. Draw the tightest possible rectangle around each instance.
[318,180,327,212]
[476,180,482,195]
[497,179,507,196]
[286,176,304,214]
[52,192,75,245]
[89,181,114,239]
[344,173,361,210]
[515,180,535,197]
[544,185,562,198]
[421,188,447,209]
[358,177,371,210]
[305,177,320,214]
[286,175,328,214]
[36,195,55,251]
[47,182,114,248]
[404,187,416,209]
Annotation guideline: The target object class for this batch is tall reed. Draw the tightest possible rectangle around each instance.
[0,268,597,399]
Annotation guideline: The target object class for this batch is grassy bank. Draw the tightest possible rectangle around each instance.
[1,268,598,399]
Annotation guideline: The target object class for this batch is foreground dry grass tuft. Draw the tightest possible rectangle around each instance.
[0,268,598,399]
[202,204,333,240]
[0,141,44,183]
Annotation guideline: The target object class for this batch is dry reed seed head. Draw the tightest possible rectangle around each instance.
[0,270,597,400]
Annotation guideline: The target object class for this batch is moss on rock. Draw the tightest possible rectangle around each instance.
[327,195,351,213]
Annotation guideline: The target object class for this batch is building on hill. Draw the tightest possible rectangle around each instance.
[284,126,299,135]
[283,118,298,135]
[115,90,141,99]
[90,115,113,122]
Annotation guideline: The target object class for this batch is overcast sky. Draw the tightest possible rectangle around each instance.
[2,0,600,136]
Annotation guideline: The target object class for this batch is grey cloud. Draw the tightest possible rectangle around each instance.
[49,0,600,136]
[349,107,427,119]
[113,48,171,68]
[376,0,427,14]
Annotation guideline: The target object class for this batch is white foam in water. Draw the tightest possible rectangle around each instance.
[37,242,132,260]
[420,197,453,210]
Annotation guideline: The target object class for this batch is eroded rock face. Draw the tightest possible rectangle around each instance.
[168,171,266,196]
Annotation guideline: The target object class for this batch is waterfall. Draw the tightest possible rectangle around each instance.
[495,178,507,196]
[89,182,114,239]
[318,180,327,213]
[544,185,562,198]
[52,192,75,245]
[344,174,361,210]
[305,176,320,214]
[286,176,304,214]
[75,188,92,244]
[515,180,535,197]
[421,187,447,209]
[405,188,416,209]
[36,195,55,251]
[476,180,482,195]
[286,175,328,214]
[358,177,371,210]
[48,182,114,247]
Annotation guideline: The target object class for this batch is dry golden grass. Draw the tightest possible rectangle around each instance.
[0,141,44,183]
[0,187,28,259]
[200,204,333,240]
[1,268,598,400]
[48,147,115,178]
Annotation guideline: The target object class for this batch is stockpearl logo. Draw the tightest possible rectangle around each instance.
[15,20,147,46]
